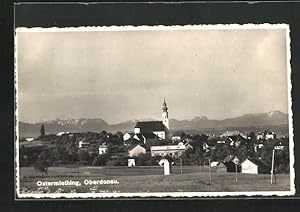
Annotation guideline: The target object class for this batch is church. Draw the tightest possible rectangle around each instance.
[134,99,169,140]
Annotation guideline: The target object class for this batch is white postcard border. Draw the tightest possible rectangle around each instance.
[15,24,295,199]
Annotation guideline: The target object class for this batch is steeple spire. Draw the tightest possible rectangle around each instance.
[162,98,168,112]
[162,98,169,130]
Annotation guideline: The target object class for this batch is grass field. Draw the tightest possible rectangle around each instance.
[18,166,290,194]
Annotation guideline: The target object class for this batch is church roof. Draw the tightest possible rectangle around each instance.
[135,121,166,133]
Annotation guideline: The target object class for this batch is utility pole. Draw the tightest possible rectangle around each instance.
[208,157,211,182]
[180,157,183,174]
[199,161,201,173]
[271,148,275,184]
[233,157,239,183]
[235,163,238,182]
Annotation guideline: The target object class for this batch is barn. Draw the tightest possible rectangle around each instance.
[241,158,270,174]
[210,161,227,173]
[223,155,241,172]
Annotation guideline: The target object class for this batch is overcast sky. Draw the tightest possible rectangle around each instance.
[16,27,289,124]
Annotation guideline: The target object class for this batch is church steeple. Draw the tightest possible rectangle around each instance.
[162,98,168,112]
[162,98,169,130]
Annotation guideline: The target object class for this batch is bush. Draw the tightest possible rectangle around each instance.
[92,155,109,166]
[33,160,49,175]
[77,149,89,162]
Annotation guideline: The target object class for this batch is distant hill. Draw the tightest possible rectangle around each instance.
[18,110,288,138]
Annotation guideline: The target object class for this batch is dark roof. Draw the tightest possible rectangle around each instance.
[226,135,247,142]
[172,131,183,136]
[246,158,269,168]
[142,132,158,139]
[134,134,145,141]
[135,121,166,134]
[223,155,240,163]
[223,155,235,163]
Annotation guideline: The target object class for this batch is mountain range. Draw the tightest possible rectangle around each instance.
[19,110,288,138]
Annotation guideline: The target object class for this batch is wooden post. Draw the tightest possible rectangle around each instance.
[271,148,275,184]
[235,163,238,182]
[199,161,201,172]
[180,157,183,174]
[209,158,211,182]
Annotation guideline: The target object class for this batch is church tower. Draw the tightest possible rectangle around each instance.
[162,98,169,130]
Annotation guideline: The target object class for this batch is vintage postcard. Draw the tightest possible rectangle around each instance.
[15,24,295,198]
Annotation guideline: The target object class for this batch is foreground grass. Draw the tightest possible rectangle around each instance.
[18,166,290,194]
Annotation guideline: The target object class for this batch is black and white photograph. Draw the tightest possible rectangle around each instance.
[15,24,294,198]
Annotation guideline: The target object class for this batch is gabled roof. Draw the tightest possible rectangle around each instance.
[243,158,269,168]
[124,132,135,136]
[223,155,239,163]
[133,133,145,141]
[135,121,166,133]
[99,143,108,148]
[221,131,247,138]
[128,144,146,152]
[150,145,186,151]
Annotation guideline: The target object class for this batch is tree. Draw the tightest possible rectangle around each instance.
[34,160,49,176]
[66,142,78,162]
[92,154,109,166]
[236,143,248,162]
[77,149,89,162]
[40,124,45,136]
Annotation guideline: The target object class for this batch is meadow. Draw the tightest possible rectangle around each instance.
[18,166,290,194]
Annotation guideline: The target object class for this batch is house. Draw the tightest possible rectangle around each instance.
[57,131,71,136]
[98,143,108,155]
[158,159,172,175]
[171,135,181,142]
[266,131,276,140]
[241,158,270,174]
[78,139,89,148]
[25,137,34,142]
[202,142,215,152]
[124,133,146,146]
[128,144,146,157]
[178,141,193,150]
[123,132,134,141]
[257,131,276,140]
[150,145,186,158]
[128,158,136,167]
[134,99,169,141]
[225,135,247,148]
[274,141,285,150]
[133,134,146,144]
[254,140,264,152]
[134,121,167,140]
[223,155,241,172]
[210,161,219,168]
[202,143,209,152]
[210,161,227,173]
[221,131,247,139]
[171,131,182,142]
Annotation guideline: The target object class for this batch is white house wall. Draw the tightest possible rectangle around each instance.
[128,146,146,157]
[153,131,165,139]
[123,133,131,141]
[241,159,258,174]
[134,128,141,134]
